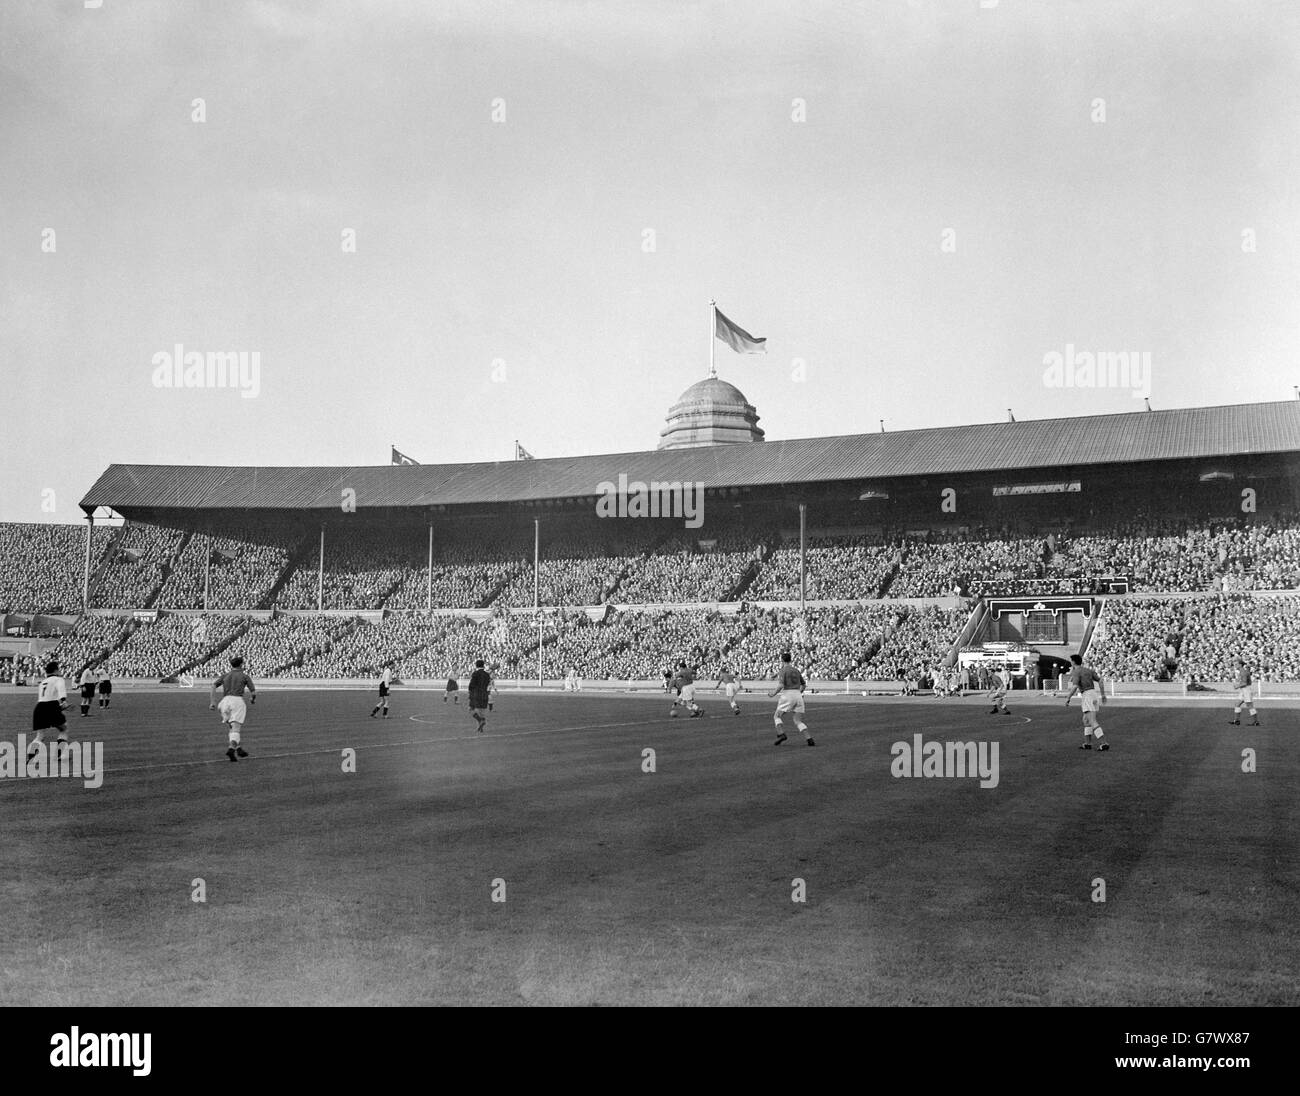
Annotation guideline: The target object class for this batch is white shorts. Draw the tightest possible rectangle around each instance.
[679,684,696,704]
[724,683,738,699]
[218,696,247,726]
[1081,689,1101,714]
[775,689,805,714]
[1238,686,1253,704]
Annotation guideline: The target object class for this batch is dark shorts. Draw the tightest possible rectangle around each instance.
[469,694,490,711]
[378,683,389,698]
[33,700,66,731]
[98,681,112,694]
[80,683,96,700]
[445,681,459,691]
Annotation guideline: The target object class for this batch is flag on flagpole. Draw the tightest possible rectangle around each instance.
[391,446,419,465]
[515,441,534,460]
[714,307,767,354]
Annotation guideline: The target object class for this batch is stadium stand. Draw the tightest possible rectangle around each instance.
[0,522,112,613]
[189,614,361,678]
[859,604,969,681]
[4,397,1297,686]
[747,536,896,601]
[48,614,135,678]
[89,523,187,610]
[277,526,425,610]
[154,521,305,609]
[1089,593,1300,683]
[106,614,256,679]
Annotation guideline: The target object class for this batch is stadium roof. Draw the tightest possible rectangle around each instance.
[81,400,1300,515]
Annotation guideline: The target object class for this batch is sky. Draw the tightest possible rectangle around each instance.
[1,0,1297,524]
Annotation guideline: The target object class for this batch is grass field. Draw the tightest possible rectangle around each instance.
[1,686,1296,1006]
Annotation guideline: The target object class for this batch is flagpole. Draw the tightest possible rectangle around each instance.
[708,300,716,378]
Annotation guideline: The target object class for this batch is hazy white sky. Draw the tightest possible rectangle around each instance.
[2,0,1297,523]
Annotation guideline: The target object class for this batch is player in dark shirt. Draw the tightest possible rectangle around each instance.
[468,660,492,733]
[770,652,814,746]
[715,667,741,715]
[370,667,392,719]
[669,662,702,718]
[1228,657,1260,726]
[209,655,257,762]
[1064,654,1108,750]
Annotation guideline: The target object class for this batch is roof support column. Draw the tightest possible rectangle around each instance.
[535,518,542,688]
[318,525,325,613]
[799,502,807,614]
[83,512,94,612]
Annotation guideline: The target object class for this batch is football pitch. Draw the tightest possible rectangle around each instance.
[1,687,1296,1006]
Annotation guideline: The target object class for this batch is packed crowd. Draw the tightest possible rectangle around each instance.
[89,523,188,609]
[876,516,1300,598]
[285,614,456,678]
[1089,594,1300,682]
[611,541,756,604]
[385,524,535,610]
[747,537,897,600]
[190,614,360,678]
[394,613,539,679]
[0,654,42,684]
[6,513,1300,617]
[859,605,969,681]
[494,553,636,608]
[507,603,901,681]
[58,593,1296,685]
[537,608,742,680]
[0,523,113,613]
[105,614,255,679]
[155,523,305,609]
[888,534,1049,598]
[48,614,134,678]
[277,527,427,610]
[40,602,936,683]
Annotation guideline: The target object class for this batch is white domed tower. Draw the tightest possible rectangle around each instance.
[657,377,765,450]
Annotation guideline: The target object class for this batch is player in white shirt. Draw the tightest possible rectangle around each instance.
[370,667,393,718]
[78,667,98,717]
[29,661,70,763]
